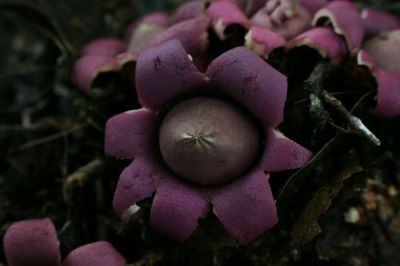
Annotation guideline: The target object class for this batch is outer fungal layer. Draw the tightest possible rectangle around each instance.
[3,218,61,266]
[106,39,313,244]
[207,1,251,39]
[286,26,347,64]
[357,49,400,118]
[3,218,126,266]
[361,8,400,38]
[169,0,204,25]
[313,1,365,53]
[147,16,210,56]
[63,241,126,266]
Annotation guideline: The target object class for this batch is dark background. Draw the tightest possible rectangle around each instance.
[0,1,400,265]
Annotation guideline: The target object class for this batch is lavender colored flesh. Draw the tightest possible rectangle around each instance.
[373,69,400,118]
[361,9,400,38]
[299,0,328,15]
[286,27,347,63]
[72,55,119,94]
[357,50,400,118]
[206,46,287,127]
[363,30,400,76]
[105,108,157,159]
[169,0,204,25]
[245,26,285,57]
[126,12,169,41]
[136,39,205,110]
[4,218,61,266]
[251,2,312,40]
[206,1,251,39]
[150,176,209,242]
[81,38,126,56]
[211,169,277,245]
[261,129,313,171]
[63,241,126,266]
[148,16,210,55]
[313,1,365,53]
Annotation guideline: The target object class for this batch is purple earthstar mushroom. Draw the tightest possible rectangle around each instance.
[356,31,400,118]
[251,0,312,40]
[147,16,210,56]
[105,39,313,245]
[245,26,285,58]
[244,0,269,16]
[299,0,329,15]
[285,26,347,64]
[72,12,171,95]
[216,0,269,17]
[72,38,129,95]
[312,0,365,53]
[361,8,400,38]
[282,1,400,118]
[126,12,169,40]
[206,1,251,40]
[125,12,169,54]
[63,241,126,266]
[4,218,61,266]
[362,30,400,76]
[3,218,126,266]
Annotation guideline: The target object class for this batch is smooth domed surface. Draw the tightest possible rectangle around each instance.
[159,97,260,185]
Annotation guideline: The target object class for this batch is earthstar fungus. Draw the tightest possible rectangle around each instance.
[105,39,313,244]
[3,218,126,266]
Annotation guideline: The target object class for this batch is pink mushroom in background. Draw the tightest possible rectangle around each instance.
[63,241,126,266]
[72,12,170,96]
[3,218,126,266]
[361,8,400,38]
[251,0,313,40]
[4,218,61,266]
[71,2,210,96]
[206,0,251,39]
[3,0,400,264]
[283,0,400,117]
[168,0,204,25]
[357,30,400,118]
[362,30,400,76]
